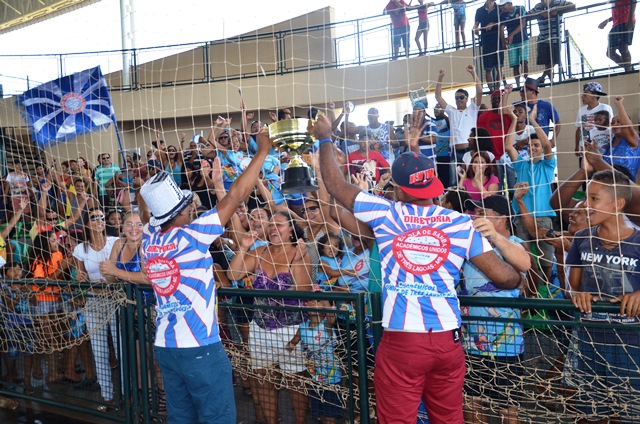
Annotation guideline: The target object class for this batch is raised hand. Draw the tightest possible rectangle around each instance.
[472,217,498,242]
[504,84,513,95]
[407,108,428,150]
[351,172,368,191]
[514,182,529,200]
[41,180,53,192]
[438,69,446,80]
[269,111,278,122]
[256,126,272,153]
[313,114,333,141]
[466,64,476,74]
[211,156,223,185]
[240,231,258,250]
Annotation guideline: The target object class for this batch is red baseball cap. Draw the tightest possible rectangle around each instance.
[391,152,444,200]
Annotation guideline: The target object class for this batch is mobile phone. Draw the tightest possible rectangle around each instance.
[546,230,558,238]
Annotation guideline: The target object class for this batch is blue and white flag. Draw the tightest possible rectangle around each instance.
[16,66,116,150]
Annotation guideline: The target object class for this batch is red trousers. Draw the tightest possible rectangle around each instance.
[374,330,466,424]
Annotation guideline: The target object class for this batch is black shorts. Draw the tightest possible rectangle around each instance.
[483,49,504,70]
[310,387,343,419]
[465,354,524,403]
[609,23,634,50]
[481,38,503,70]
[536,40,560,67]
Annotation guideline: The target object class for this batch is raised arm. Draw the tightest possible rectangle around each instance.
[328,199,375,249]
[503,104,519,162]
[435,68,448,109]
[0,197,27,239]
[317,115,362,212]
[615,96,639,148]
[515,182,548,240]
[529,105,553,160]
[216,127,270,226]
[407,109,430,154]
[291,240,312,291]
[226,234,259,281]
[468,64,483,107]
[549,166,585,212]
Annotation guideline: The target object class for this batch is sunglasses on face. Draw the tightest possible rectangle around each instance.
[102,156,110,160]
[124,222,144,228]
[301,206,320,215]
[90,215,106,221]
[47,216,58,221]
[168,149,177,153]
[455,96,467,100]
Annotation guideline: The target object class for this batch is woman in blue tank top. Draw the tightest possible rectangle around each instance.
[159,145,184,187]
[99,211,146,283]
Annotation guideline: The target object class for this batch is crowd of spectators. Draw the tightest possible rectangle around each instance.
[0,60,638,421]
[384,0,635,91]
[0,3,638,421]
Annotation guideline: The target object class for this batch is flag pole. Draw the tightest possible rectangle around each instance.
[111,114,127,167]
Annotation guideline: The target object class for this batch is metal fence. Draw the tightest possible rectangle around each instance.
[0,1,621,97]
[1,282,639,423]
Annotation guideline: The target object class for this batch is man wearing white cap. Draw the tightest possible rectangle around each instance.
[139,127,271,423]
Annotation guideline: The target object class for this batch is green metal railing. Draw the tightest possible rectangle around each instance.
[2,281,638,423]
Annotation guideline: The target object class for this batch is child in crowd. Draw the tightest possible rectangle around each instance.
[2,262,36,393]
[589,110,612,153]
[318,233,370,294]
[286,298,343,424]
[567,170,640,422]
[317,233,358,290]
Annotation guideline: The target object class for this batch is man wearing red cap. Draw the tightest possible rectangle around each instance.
[316,110,522,424]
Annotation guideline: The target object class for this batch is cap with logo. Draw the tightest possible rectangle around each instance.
[391,152,444,200]
[583,82,607,96]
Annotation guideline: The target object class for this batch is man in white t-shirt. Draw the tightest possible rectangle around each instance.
[574,81,613,156]
[435,64,483,167]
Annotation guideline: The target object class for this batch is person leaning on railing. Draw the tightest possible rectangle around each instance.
[566,169,640,422]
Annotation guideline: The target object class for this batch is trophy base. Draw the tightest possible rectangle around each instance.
[280,180,319,195]
[280,165,319,195]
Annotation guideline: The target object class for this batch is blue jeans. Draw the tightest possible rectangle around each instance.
[155,342,236,424]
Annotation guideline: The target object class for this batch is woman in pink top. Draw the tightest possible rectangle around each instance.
[457,151,500,200]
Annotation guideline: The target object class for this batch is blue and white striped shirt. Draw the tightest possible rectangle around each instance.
[142,208,224,348]
[354,191,491,332]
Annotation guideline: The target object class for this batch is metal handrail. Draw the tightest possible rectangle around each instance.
[0,0,624,96]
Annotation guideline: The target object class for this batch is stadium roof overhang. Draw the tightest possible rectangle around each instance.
[0,0,101,35]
